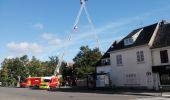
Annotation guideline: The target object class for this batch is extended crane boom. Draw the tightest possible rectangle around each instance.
[53,1,85,76]
[53,0,100,76]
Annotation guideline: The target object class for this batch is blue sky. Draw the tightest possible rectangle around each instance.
[0,0,170,65]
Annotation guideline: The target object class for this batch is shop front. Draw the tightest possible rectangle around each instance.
[152,65,170,86]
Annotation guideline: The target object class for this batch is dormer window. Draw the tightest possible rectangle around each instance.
[124,29,143,46]
[124,38,134,46]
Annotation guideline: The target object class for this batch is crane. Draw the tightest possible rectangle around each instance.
[53,0,100,77]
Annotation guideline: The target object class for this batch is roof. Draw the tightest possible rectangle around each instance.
[102,41,117,59]
[96,41,117,66]
[109,23,158,51]
[152,22,170,48]
[96,20,170,67]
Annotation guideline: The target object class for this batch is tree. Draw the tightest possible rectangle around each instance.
[28,56,42,77]
[60,61,70,78]
[73,46,102,79]
[46,56,59,76]
[0,65,9,86]
[0,55,63,86]
[60,61,77,86]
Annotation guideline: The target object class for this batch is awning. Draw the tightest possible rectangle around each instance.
[152,65,170,73]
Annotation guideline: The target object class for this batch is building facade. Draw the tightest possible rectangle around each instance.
[96,20,170,90]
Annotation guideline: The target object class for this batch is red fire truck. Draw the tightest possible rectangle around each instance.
[49,76,60,89]
[20,76,59,89]
[20,77,41,88]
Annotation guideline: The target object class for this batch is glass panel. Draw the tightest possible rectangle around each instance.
[160,50,169,63]
[160,74,170,85]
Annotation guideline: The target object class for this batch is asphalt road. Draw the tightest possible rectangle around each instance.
[0,87,169,100]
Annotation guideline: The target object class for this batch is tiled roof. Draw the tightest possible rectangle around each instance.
[152,22,170,48]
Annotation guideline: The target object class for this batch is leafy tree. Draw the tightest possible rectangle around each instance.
[0,55,64,86]
[60,61,77,86]
[28,56,42,77]
[46,56,59,76]
[60,61,70,78]
[0,65,9,86]
[73,46,102,79]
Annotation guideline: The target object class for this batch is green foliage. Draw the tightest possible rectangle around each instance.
[46,56,59,76]
[0,45,102,86]
[73,46,102,79]
[0,55,60,86]
[0,65,9,84]
[28,56,42,77]
[60,62,75,78]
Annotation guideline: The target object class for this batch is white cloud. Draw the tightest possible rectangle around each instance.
[42,33,62,46]
[42,16,145,57]
[33,23,44,30]
[30,5,170,62]
[7,42,43,55]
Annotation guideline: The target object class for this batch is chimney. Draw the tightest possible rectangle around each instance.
[160,20,168,25]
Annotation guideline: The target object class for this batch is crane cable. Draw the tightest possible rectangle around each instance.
[54,0,100,75]
[53,3,84,76]
[83,2,100,49]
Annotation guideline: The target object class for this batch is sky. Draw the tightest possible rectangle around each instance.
[0,0,170,65]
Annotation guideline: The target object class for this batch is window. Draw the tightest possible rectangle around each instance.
[160,50,169,63]
[136,51,144,62]
[125,73,138,85]
[116,55,122,65]
[44,79,50,82]
[101,58,110,65]
[101,59,105,65]
[105,58,111,65]
[124,38,134,46]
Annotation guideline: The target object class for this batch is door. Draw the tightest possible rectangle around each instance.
[146,72,153,89]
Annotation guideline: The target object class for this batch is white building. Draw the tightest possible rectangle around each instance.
[96,20,170,90]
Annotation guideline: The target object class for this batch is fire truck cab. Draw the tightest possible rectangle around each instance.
[49,76,60,89]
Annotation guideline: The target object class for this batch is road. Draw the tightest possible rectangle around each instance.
[0,87,169,100]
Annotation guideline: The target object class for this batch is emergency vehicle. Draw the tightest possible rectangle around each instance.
[39,77,51,89]
[49,76,60,89]
[20,77,41,88]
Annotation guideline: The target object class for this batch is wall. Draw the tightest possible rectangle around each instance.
[151,46,170,90]
[110,45,153,89]
[152,46,170,66]
[96,65,111,74]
